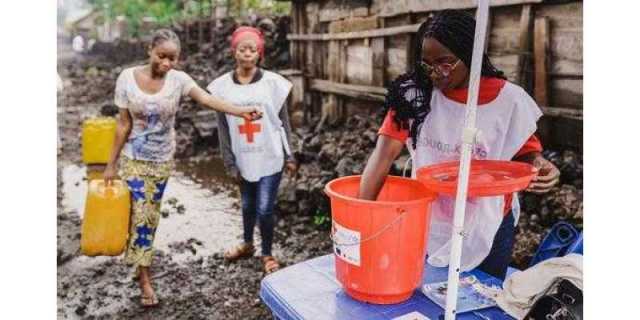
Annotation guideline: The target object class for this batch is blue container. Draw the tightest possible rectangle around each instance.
[529,222,583,267]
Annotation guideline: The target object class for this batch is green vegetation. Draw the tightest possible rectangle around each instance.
[313,209,331,229]
[228,0,291,16]
[88,0,291,36]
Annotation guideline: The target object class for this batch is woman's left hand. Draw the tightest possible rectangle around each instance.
[526,155,560,194]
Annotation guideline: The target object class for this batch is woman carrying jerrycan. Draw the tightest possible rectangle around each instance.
[359,10,560,280]
[103,29,262,307]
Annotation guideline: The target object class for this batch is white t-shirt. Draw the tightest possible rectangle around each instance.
[114,66,197,162]
[207,70,292,182]
[407,82,543,271]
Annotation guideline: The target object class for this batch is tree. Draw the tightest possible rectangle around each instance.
[226,0,290,16]
[87,0,290,37]
[88,0,184,36]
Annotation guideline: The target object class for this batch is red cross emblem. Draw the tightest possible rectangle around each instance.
[238,118,261,143]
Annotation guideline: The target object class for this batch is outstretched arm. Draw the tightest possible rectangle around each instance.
[188,86,262,120]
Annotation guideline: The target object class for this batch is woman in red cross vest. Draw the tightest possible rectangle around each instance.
[359,10,561,280]
[207,27,298,274]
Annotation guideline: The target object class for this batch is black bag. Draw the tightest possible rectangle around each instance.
[524,278,583,320]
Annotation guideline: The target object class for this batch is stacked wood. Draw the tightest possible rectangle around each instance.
[288,0,583,151]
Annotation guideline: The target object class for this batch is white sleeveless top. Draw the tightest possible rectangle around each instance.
[207,70,292,182]
[408,82,543,271]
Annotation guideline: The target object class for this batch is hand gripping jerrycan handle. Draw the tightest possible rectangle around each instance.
[330,207,409,247]
[97,179,122,198]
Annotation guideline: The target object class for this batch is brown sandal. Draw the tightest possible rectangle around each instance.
[224,242,255,261]
[262,256,280,274]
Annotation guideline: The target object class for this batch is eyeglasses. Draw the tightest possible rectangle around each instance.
[420,59,461,77]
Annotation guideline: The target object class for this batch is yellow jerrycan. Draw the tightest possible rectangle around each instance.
[80,179,131,256]
[82,117,116,164]
[86,164,106,181]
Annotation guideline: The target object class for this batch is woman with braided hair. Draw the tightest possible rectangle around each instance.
[103,28,262,307]
[359,10,560,279]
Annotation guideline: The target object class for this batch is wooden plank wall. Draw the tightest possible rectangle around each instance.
[288,0,582,150]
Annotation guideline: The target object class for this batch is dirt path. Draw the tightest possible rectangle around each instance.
[56,152,332,319]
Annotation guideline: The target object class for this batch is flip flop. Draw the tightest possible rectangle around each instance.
[141,293,159,308]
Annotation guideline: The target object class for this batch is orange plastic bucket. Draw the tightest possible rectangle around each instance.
[325,175,437,304]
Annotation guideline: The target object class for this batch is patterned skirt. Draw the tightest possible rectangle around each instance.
[120,156,174,268]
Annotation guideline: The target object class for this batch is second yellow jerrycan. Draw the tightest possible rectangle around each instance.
[80,179,131,256]
[82,117,116,164]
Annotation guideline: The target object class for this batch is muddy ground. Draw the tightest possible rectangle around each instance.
[57,105,333,319]
[57,150,331,320]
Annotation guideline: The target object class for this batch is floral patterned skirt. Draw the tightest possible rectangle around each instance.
[120,156,174,268]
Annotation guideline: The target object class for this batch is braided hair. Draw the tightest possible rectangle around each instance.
[382,9,506,149]
[150,28,181,52]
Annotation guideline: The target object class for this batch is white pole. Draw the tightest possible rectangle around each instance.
[444,1,490,319]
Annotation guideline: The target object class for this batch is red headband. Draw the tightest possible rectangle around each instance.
[231,26,265,58]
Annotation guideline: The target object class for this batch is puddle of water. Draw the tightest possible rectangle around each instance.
[60,156,248,263]
[61,164,88,216]
[155,172,242,262]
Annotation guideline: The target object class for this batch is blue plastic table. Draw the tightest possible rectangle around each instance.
[260,254,515,320]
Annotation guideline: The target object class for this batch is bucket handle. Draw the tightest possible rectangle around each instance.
[331,208,410,247]
[402,157,412,178]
